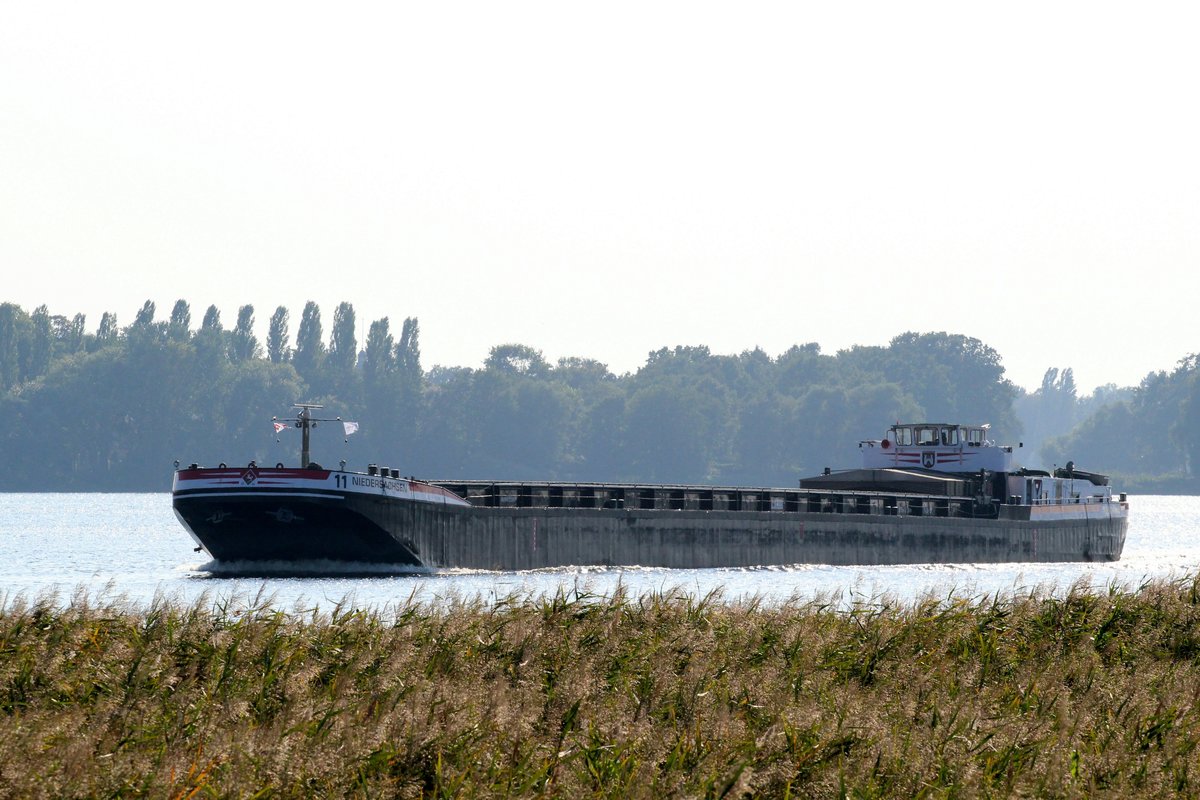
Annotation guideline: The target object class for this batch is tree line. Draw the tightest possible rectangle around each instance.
[0,299,1196,491]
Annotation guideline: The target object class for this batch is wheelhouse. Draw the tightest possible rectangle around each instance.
[885,423,987,449]
[860,422,1017,472]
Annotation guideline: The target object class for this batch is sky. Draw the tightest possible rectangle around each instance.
[2,2,1197,394]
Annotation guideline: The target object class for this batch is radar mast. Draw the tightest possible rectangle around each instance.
[273,403,345,468]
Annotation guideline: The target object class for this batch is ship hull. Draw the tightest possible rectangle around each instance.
[389,505,1127,569]
[173,491,425,564]
[173,470,1128,569]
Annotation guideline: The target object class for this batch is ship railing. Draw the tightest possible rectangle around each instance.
[428,480,979,518]
[1028,494,1113,506]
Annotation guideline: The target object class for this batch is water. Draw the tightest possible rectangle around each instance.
[1,494,1197,611]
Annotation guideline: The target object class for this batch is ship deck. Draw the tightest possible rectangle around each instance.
[429,479,987,518]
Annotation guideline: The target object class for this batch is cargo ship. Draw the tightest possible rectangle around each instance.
[171,406,1128,570]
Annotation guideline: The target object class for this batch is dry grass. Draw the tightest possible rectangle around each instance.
[3,578,1200,798]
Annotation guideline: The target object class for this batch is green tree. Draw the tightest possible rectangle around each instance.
[231,305,260,362]
[879,332,1018,436]
[128,300,167,348]
[30,305,52,379]
[1044,357,1196,479]
[729,392,797,484]
[168,300,191,342]
[775,343,835,394]
[843,382,923,447]
[0,303,20,391]
[218,361,307,467]
[795,385,852,474]
[64,313,87,355]
[394,317,423,449]
[466,366,575,477]
[1176,363,1200,477]
[1043,401,1139,475]
[627,346,737,480]
[133,300,156,327]
[485,343,549,377]
[266,306,290,363]
[573,384,627,480]
[7,298,1159,491]
[1015,367,1081,463]
[396,317,421,398]
[358,317,397,458]
[96,312,119,346]
[195,305,227,371]
[554,357,615,390]
[363,317,395,383]
[328,302,357,374]
[293,301,324,380]
[201,305,221,331]
[622,380,710,482]
[413,365,472,475]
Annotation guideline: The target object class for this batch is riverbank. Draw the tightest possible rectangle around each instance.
[3,581,1200,797]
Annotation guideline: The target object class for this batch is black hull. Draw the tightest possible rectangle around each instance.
[174,489,1128,570]
[174,492,423,565]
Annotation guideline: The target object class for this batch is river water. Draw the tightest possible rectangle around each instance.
[1,494,1196,611]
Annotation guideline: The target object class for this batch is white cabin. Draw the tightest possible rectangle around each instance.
[1006,471,1114,507]
[860,423,1018,473]
[860,422,1118,508]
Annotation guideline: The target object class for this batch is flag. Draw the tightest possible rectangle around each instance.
[343,421,359,436]
[273,421,288,433]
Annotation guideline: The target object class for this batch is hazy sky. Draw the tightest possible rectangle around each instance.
[3,3,1196,393]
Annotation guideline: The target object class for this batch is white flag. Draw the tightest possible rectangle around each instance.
[343,421,359,436]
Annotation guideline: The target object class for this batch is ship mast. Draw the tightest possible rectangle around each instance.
[275,403,346,468]
[296,403,321,467]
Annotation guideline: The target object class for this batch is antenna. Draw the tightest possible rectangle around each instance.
[271,403,346,468]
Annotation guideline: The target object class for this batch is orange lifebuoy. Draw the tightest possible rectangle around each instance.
[881,439,891,449]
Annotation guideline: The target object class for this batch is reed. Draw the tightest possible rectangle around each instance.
[3,577,1200,798]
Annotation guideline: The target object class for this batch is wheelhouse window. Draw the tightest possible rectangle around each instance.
[966,428,985,446]
[891,427,913,446]
[940,427,959,446]
[915,426,939,446]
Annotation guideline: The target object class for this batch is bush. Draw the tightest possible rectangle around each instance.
[3,579,1200,797]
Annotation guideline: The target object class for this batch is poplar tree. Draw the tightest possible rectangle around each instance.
[195,305,227,367]
[361,317,397,452]
[30,305,51,378]
[97,312,118,344]
[328,301,357,374]
[293,301,324,377]
[67,313,86,354]
[267,306,290,363]
[168,300,191,342]
[133,300,156,327]
[363,317,395,382]
[231,305,260,362]
[391,316,423,452]
[396,317,422,401]
[0,303,19,391]
[201,305,221,331]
